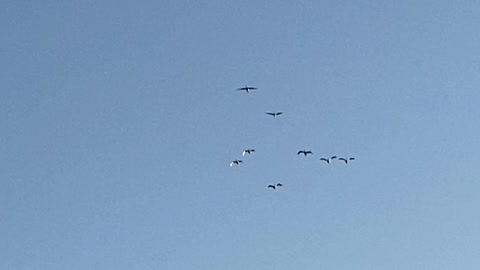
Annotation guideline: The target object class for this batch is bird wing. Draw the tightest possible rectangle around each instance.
[276,183,283,186]
[248,87,257,90]
[306,151,313,154]
[265,112,275,116]
[350,157,355,160]
[331,156,337,159]
[297,150,304,155]
[237,87,246,91]
[276,112,283,115]
[238,160,243,163]
[320,158,328,162]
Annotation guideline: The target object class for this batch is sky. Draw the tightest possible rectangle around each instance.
[2,0,480,269]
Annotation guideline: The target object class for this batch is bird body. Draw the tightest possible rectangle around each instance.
[320,156,337,164]
[237,85,257,93]
[297,150,313,156]
[265,111,283,117]
[242,149,255,156]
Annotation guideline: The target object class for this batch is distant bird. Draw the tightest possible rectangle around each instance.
[237,85,257,93]
[297,150,313,156]
[267,183,282,189]
[230,159,243,167]
[267,184,276,189]
[320,156,337,164]
[265,111,283,117]
[339,157,355,164]
[242,149,255,156]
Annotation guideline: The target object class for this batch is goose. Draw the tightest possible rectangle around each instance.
[242,149,255,156]
[237,85,257,93]
[229,159,243,167]
[339,157,355,164]
[320,156,337,164]
[267,184,276,189]
[297,150,313,156]
[265,111,283,117]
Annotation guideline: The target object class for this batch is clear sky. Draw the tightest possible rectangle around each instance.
[2,1,480,269]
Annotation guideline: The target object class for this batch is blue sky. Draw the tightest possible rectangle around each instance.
[2,1,480,269]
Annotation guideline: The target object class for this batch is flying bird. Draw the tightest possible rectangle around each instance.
[297,150,313,156]
[320,156,337,164]
[267,184,276,189]
[237,85,257,93]
[230,159,243,167]
[242,149,255,156]
[339,157,355,164]
[265,111,283,117]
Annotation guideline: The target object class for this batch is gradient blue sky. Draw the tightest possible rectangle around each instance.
[2,1,480,269]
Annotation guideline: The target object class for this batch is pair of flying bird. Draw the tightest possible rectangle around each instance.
[237,86,283,118]
[229,149,255,166]
[297,150,355,164]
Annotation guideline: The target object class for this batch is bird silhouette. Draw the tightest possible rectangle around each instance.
[237,86,257,93]
[297,150,313,156]
[265,111,283,117]
[320,156,337,164]
[242,149,255,156]
[339,157,355,164]
[229,159,243,167]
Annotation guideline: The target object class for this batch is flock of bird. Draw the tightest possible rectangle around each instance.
[230,85,355,191]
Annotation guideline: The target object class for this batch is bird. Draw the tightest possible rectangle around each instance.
[338,157,355,164]
[267,184,276,189]
[297,150,313,156]
[242,149,255,156]
[230,159,243,166]
[265,111,283,117]
[237,85,257,93]
[320,156,337,164]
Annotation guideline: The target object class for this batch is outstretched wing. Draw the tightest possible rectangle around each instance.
[275,112,283,116]
[349,157,355,160]
[265,112,275,116]
[297,150,304,155]
[320,158,328,162]
[331,156,337,159]
[276,183,283,187]
[306,151,313,155]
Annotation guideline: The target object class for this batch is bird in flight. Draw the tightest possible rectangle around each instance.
[297,150,313,156]
[320,156,337,164]
[230,159,243,167]
[267,183,283,189]
[242,149,255,156]
[237,85,257,93]
[265,111,283,117]
[339,157,355,164]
